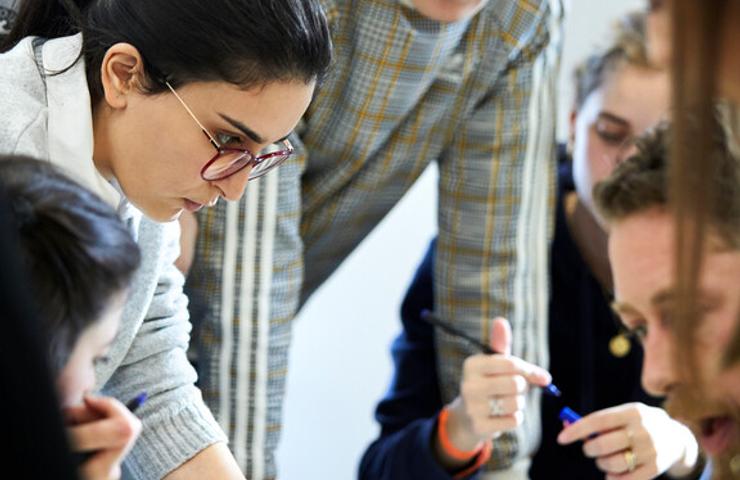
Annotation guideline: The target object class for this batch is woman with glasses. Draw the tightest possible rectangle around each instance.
[0,0,330,478]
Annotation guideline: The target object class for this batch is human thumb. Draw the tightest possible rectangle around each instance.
[490,317,512,355]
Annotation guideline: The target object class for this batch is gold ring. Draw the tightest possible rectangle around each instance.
[624,449,637,472]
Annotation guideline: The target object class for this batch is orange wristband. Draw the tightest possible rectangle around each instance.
[452,441,492,480]
[437,406,485,462]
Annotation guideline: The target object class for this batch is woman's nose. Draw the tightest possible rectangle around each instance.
[214,165,253,201]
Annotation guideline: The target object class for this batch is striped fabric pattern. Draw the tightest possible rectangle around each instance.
[188,0,563,478]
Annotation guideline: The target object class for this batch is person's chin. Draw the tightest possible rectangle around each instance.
[166,209,184,222]
[719,366,740,410]
[413,0,484,22]
[139,203,184,223]
[708,432,740,479]
[666,388,740,476]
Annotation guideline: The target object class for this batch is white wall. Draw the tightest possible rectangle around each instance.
[276,1,643,478]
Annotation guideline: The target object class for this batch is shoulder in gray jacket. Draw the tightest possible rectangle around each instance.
[0,34,226,480]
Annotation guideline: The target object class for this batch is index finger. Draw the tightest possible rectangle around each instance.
[63,404,104,425]
[467,354,552,386]
[83,395,133,419]
[557,405,633,444]
[68,417,133,452]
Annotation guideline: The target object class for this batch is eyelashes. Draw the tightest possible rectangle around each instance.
[625,324,648,342]
[216,132,244,147]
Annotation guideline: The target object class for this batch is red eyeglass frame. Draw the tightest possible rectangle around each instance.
[165,81,294,181]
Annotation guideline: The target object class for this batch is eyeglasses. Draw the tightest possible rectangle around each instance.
[165,81,293,181]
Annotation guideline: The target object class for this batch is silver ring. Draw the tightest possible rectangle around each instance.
[489,397,506,417]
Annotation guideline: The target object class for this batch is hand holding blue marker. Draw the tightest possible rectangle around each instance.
[419,310,562,398]
[420,310,590,447]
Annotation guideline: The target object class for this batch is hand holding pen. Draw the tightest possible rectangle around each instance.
[64,392,146,480]
[421,310,562,397]
[557,403,700,480]
[421,310,555,464]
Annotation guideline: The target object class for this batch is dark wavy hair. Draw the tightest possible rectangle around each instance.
[1,0,332,103]
[0,157,141,373]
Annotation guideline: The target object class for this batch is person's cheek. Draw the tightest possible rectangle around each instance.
[589,133,626,186]
[585,133,612,189]
[718,365,740,407]
[82,363,98,395]
[57,366,85,407]
[698,313,738,384]
[571,127,594,200]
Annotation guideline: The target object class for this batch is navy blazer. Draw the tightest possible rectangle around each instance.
[359,152,660,480]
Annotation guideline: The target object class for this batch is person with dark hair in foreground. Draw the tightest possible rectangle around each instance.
[0,184,77,480]
[0,157,142,479]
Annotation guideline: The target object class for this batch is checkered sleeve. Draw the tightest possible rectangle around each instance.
[434,2,562,471]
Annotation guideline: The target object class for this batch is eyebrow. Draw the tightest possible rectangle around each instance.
[219,113,267,144]
[612,290,690,315]
[652,288,723,310]
[650,289,676,307]
[597,111,630,127]
[612,288,723,317]
[219,114,291,145]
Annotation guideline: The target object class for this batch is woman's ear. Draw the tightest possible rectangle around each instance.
[99,43,145,110]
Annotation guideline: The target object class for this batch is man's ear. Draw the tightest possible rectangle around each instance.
[99,43,145,110]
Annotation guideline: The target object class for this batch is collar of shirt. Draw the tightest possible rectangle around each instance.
[397,0,489,22]
[41,33,124,211]
[398,0,416,10]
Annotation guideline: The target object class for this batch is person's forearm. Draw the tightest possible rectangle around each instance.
[163,443,245,480]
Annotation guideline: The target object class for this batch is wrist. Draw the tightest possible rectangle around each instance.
[433,406,491,472]
[444,399,484,452]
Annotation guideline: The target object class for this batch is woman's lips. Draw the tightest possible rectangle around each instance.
[184,199,204,213]
[697,416,738,457]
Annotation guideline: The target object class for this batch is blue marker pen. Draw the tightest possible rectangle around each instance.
[544,384,562,398]
[125,392,148,412]
[559,406,582,425]
[559,406,598,439]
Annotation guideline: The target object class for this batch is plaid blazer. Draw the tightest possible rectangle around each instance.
[187,0,563,477]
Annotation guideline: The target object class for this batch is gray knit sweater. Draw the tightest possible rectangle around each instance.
[0,34,227,479]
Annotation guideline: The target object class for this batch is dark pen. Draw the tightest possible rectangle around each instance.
[125,392,148,412]
[420,309,562,398]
